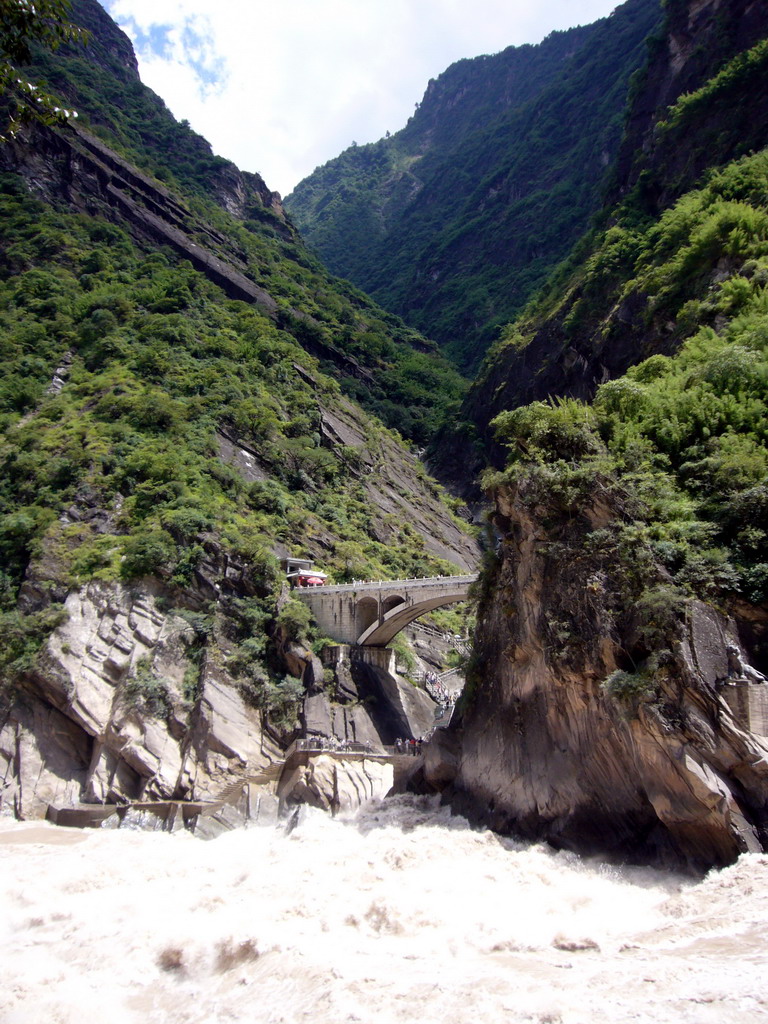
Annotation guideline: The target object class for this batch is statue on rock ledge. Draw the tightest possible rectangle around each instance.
[726,643,767,685]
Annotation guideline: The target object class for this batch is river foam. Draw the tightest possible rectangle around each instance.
[1,795,767,1023]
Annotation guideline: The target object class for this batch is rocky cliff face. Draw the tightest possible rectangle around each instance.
[0,579,283,820]
[216,378,480,576]
[438,481,768,871]
[279,754,395,816]
[0,373,476,822]
[613,0,767,208]
[1,570,443,824]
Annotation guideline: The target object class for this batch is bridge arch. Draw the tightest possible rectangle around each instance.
[358,589,469,646]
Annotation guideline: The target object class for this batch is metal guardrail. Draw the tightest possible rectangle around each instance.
[284,738,426,760]
[287,738,383,756]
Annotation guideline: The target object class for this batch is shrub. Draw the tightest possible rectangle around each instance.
[120,529,177,579]
[238,671,304,730]
[602,666,656,704]
[122,659,173,719]
[0,607,68,698]
[493,398,602,464]
[391,633,417,677]
[275,598,313,644]
[634,585,687,649]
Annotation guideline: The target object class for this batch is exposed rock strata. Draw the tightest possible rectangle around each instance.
[0,125,282,310]
[1,576,443,823]
[443,482,768,871]
[0,582,283,819]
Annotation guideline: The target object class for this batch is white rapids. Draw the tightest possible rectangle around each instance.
[1,794,767,1023]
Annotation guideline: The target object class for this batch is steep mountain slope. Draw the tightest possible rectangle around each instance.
[612,0,767,209]
[7,0,467,447]
[285,21,599,277]
[287,0,662,371]
[430,0,768,870]
[462,0,768,459]
[0,0,479,819]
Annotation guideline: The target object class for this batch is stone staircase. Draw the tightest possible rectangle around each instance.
[212,760,285,807]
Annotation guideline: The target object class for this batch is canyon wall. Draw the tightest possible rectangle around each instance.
[440,481,768,870]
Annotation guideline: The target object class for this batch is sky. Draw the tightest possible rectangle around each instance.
[100,0,622,197]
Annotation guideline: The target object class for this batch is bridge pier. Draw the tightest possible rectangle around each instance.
[314,643,436,747]
[321,644,395,674]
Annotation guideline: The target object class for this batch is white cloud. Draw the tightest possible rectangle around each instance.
[101,0,622,196]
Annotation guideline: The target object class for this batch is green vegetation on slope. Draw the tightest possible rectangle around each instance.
[0,0,480,729]
[0,170,473,723]
[14,0,467,447]
[487,149,768,635]
[0,176,466,596]
[521,129,768,349]
[460,30,768,464]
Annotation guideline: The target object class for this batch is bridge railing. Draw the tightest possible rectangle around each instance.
[294,574,477,596]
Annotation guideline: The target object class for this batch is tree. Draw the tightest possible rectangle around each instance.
[0,0,87,140]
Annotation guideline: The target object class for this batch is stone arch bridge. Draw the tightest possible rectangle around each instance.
[294,575,477,647]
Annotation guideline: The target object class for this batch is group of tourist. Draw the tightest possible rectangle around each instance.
[424,671,455,706]
[394,737,425,756]
[295,737,374,754]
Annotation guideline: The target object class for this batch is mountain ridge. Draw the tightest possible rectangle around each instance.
[287,0,663,371]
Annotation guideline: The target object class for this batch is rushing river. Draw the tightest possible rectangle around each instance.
[1,794,767,1023]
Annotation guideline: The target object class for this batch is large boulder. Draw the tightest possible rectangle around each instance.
[280,754,393,815]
